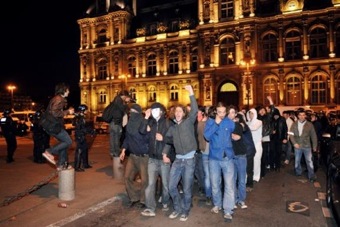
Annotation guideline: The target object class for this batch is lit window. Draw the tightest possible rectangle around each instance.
[147,54,157,76]
[311,74,327,104]
[168,51,179,74]
[285,30,301,60]
[262,33,278,62]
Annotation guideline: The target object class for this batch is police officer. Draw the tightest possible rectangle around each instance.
[30,110,50,163]
[73,104,95,172]
[0,109,17,163]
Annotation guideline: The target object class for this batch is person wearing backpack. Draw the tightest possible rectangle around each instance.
[106,90,132,159]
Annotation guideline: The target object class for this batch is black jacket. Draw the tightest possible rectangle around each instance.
[140,116,173,160]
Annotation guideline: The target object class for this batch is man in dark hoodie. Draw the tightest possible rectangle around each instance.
[269,108,288,171]
[120,104,149,209]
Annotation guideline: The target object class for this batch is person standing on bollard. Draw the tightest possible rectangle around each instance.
[42,82,74,171]
[140,102,173,217]
[120,104,149,209]
[162,85,198,222]
[0,109,17,163]
[73,104,95,172]
[105,90,132,159]
[30,110,50,163]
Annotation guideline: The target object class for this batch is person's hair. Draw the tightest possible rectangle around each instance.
[173,104,188,119]
[55,82,70,95]
[228,105,238,115]
[198,105,206,116]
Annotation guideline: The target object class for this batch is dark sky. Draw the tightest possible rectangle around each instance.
[1,0,93,107]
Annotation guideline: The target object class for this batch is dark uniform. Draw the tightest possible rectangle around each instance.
[30,110,50,163]
[0,109,17,163]
[73,105,95,171]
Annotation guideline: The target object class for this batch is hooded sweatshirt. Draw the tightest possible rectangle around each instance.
[246,108,263,145]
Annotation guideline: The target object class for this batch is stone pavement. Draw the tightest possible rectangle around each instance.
[0,134,337,227]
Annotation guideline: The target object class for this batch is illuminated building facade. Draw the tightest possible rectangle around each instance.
[78,0,340,113]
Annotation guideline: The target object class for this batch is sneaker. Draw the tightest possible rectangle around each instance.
[233,205,237,209]
[246,187,253,192]
[211,206,221,214]
[205,197,212,206]
[162,204,169,211]
[169,211,180,219]
[284,160,289,165]
[179,214,188,222]
[42,151,56,165]
[158,196,162,203]
[238,202,248,209]
[224,213,232,222]
[141,209,156,217]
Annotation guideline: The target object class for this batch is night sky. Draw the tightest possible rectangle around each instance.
[1,0,93,107]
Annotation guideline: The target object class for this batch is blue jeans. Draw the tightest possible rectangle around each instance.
[202,154,212,197]
[294,147,315,179]
[109,122,122,157]
[169,157,195,216]
[48,128,72,166]
[194,152,204,189]
[209,157,235,214]
[234,155,247,204]
[145,158,171,211]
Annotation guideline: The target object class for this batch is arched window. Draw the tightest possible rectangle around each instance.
[98,59,107,80]
[99,91,107,104]
[310,74,327,104]
[310,27,328,58]
[170,85,179,101]
[147,54,157,76]
[262,33,278,62]
[191,48,198,72]
[336,26,340,57]
[286,76,301,106]
[168,51,179,74]
[285,30,301,60]
[336,74,340,104]
[263,77,279,104]
[220,37,235,65]
[97,28,107,46]
[128,56,136,77]
[148,86,157,102]
[129,88,137,102]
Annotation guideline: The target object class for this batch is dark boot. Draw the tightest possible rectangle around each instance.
[74,149,84,172]
[83,148,92,169]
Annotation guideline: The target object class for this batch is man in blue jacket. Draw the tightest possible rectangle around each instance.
[204,103,235,222]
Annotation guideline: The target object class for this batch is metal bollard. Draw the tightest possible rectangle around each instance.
[112,157,124,180]
[58,168,75,201]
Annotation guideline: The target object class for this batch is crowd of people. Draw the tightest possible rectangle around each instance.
[0,83,331,223]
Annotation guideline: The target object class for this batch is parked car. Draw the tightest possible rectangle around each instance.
[320,124,340,226]
[93,114,109,134]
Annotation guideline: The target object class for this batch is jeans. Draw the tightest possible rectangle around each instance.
[209,157,235,214]
[234,155,247,204]
[294,147,315,179]
[145,158,171,211]
[124,154,149,203]
[202,154,212,197]
[194,152,204,190]
[109,122,122,157]
[169,157,195,216]
[48,128,72,166]
[283,140,293,161]
[261,141,270,177]
[246,153,254,187]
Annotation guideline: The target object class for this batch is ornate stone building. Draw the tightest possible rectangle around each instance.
[77,0,340,113]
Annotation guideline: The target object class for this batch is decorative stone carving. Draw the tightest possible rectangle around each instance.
[136,28,146,37]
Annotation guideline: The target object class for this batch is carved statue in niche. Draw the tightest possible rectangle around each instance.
[204,38,211,66]
[205,81,211,100]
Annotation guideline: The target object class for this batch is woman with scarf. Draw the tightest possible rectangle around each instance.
[120,104,150,209]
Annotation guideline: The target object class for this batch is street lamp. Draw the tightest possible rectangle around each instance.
[7,85,16,110]
[240,58,255,109]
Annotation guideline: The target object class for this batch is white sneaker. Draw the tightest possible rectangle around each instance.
[238,202,248,209]
[284,160,289,165]
[141,209,156,217]
[162,204,169,211]
[179,214,188,222]
[169,211,179,219]
[224,213,232,221]
[211,206,221,214]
